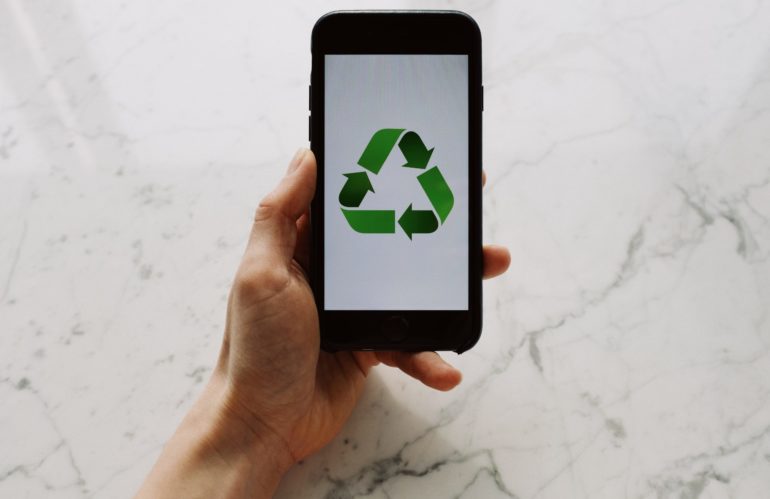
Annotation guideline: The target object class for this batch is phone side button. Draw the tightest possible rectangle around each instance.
[481,85,484,111]
[382,316,408,342]
[308,115,312,142]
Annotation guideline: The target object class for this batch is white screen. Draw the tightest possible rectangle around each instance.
[324,55,468,310]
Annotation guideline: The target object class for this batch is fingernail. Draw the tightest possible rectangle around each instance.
[287,148,307,174]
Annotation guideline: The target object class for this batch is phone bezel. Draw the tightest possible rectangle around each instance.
[310,11,483,353]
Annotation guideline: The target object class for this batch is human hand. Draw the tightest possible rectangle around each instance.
[135,149,509,499]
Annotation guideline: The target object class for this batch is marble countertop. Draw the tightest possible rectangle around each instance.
[2,1,770,497]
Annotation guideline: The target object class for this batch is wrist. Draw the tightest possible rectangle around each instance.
[194,372,295,492]
[138,371,294,499]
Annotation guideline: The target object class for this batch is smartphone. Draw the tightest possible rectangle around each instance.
[309,11,482,352]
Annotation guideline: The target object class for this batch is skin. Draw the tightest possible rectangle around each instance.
[135,149,510,498]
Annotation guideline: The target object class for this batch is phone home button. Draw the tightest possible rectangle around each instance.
[382,315,408,342]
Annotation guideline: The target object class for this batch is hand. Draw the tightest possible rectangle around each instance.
[135,149,510,499]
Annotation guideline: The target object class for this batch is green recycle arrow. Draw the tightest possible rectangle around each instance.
[338,172,374,207]
[398,204,438,240]
[398,131,434,169]
[339,128,454,239]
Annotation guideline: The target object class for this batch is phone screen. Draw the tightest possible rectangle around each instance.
[324,55,469,311]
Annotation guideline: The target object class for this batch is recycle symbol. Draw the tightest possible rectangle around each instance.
[338,128,454,239]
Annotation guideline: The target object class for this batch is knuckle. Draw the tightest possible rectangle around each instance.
[253,200,293,231]
[253,201,277,224]
[233,265,290,303]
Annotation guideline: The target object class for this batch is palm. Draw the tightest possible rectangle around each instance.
[224,248,371,461]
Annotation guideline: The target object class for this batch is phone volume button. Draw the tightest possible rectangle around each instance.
[308,115,312,142]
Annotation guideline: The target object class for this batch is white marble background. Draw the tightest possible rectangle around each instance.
[1,0,769,497]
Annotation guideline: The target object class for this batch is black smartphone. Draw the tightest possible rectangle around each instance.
[309,11,482,353]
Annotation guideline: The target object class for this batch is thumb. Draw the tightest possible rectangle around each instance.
[245,149,317,268]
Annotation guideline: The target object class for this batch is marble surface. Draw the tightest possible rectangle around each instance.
[2,0,770,497]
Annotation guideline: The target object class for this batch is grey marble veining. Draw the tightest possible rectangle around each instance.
[1,0,770,498]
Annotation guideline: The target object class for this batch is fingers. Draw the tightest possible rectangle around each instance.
[483,244,510,279]
[246,149,317,267]
[351,350,380,375]
[375,351,462,391]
